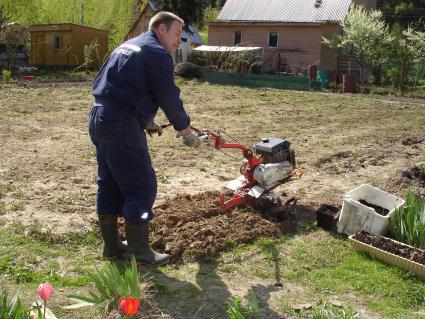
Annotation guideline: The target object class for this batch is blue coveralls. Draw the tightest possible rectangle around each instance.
[88,30,190,224]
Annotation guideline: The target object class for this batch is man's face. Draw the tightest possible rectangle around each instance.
[157,20,182,54]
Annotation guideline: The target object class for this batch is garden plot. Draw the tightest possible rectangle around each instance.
[0,81,424,237]
[0,80,425,318]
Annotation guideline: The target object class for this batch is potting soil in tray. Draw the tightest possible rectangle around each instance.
[358,199,389,216]
[353,231,425,265]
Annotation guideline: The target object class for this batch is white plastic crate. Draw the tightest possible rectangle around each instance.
[337,184,405,235]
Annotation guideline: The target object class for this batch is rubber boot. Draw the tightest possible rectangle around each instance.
[125,222,170,266]
[98,214,127,260]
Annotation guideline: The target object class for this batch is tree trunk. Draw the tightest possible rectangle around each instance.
[399,58,406,97]
[372,65,382,85]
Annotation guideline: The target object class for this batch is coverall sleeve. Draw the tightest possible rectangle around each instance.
[146,50,190,131]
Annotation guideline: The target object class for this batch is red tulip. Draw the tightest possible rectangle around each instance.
[37,283,53,301]
[119,297,140,315]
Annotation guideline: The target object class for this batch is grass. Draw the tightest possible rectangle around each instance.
[0,221,424,318]
[216,230,425,319]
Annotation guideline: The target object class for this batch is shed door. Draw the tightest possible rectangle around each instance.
[32,33,46,65]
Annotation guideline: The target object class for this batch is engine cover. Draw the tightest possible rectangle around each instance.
[255,138,291,163]
[253,161,293,187]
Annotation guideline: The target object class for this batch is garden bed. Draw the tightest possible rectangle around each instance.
[350,231,425,279]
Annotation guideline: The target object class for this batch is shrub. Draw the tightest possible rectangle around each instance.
[390,192,425,249]
[2,69,12,83]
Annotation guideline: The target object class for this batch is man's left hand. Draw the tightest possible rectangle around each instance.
[145,121,163,137]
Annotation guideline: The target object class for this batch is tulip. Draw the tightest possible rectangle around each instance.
[37,283,53,300]
[37,283,53,319]
[119,297,140,316]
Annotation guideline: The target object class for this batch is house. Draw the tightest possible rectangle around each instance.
[125,0,203,63]
[208,0,377,76]
[29,23,108,68]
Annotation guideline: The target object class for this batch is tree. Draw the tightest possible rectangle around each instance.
[377,0,425,28]
[323,5,393,82]
[393,25,425,94]
[154,0,210,28]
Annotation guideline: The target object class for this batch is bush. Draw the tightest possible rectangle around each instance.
[2,69,12,83]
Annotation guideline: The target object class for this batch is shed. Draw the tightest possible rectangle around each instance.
[208,0,377,76]
[29,23,108,68]
[126,0,203,63]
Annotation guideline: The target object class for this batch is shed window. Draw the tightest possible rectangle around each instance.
[268,31,278,48]
[54,35,61,49]
[234,31,241,45]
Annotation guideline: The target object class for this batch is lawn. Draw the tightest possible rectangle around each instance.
[0,78,424,318]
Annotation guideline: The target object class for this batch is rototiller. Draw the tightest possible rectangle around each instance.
[189,126,301,212]
[162,123,301,212]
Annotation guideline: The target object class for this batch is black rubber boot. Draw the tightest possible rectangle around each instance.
[98,214,127,260]
[125,222,170,266]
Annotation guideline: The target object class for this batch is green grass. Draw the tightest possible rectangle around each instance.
[216,230,425,319]
[0,223,100,287]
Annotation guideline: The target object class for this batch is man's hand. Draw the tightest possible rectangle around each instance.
[145,121,163,137]
[176,127,200,148]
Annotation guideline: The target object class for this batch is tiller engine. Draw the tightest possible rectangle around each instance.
[190,126,301,212]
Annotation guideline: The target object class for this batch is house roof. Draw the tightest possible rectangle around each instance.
[216,0,353,23]
[29,23,108,33]
[126,0,203,44]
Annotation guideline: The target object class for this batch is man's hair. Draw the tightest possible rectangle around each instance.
[149,11,184,31]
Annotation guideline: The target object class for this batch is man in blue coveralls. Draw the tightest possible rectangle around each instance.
[88,11,200,265]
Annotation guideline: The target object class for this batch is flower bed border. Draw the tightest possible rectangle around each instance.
[348,234,425,280]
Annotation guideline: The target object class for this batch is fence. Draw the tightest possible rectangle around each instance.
[205,71,312,91]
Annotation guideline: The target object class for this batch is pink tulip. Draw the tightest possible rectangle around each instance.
[37,283,53,301]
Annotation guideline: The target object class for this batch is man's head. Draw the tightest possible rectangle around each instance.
[149,11,184,54]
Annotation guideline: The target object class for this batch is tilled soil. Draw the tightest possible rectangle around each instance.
[137,191,316,263]
[353,231,425,265]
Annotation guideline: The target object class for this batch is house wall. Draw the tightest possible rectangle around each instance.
[208,23,335,73]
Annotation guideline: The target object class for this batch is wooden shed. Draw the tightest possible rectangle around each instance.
[29,23,108,68]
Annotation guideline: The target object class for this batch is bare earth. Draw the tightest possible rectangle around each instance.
[0,79,424,318]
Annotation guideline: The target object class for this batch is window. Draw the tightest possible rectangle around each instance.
[268,31,278,48]
[54,35,61,49]
[234,31,241,45]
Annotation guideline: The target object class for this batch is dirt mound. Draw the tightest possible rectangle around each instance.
[137,191,317,263]
[174,62,204,79]
[315,150,390,175]
[385,163,425,195]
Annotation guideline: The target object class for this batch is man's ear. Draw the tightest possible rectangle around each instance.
[158,23,166,34]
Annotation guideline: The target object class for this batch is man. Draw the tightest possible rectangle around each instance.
[88,11,200,266]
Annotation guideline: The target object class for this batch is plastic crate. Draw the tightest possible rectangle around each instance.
[337,184,404,235]
[317,204,340,231]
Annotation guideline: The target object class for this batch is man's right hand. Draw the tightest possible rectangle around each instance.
[176,127,200,148]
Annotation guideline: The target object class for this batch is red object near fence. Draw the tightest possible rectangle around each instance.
[343,74,357,93]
